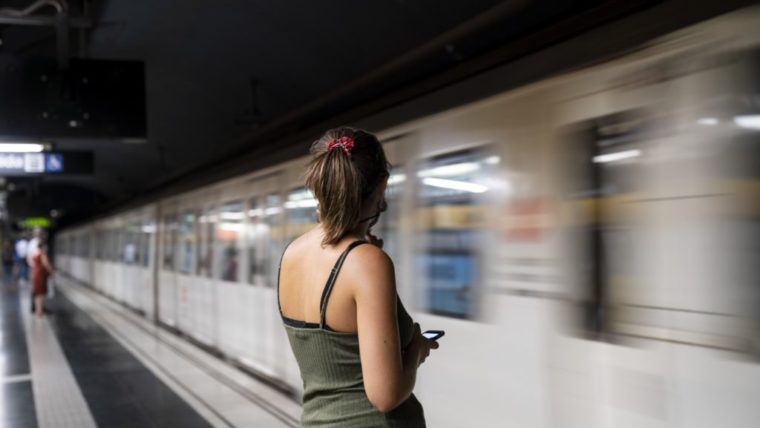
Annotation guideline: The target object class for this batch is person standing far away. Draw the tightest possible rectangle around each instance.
[278,127,438,427]
[14,236,28,283]
[30,239,54,318]
[26,228,42,269]
[2,240,14,285]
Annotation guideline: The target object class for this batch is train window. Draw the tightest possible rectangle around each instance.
[141,219,155,267]
[94,230,102,260]
[162,215,178,271]
[415,150,491,319]
[124,225,137,264]
[563,111,648,336]
[246,197,265,285]
[264,193,283,288]
[117,229,126,262]
[103,230,110,261]
[113,229,120,262]
[83,234,90,258]
[285,187,317,241]
[178,211,196,274]
[215,201,244,282]
[196,207,215,277]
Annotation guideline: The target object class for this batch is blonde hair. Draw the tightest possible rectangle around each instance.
[304,127,389,246]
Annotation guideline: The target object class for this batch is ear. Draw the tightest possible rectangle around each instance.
[377,179,387,196]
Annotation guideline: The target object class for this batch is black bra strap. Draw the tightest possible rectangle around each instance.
[319,240,367,329]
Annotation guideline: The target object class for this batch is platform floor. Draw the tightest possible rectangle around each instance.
[0,276,300,428]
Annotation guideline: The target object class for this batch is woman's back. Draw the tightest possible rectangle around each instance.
[278,127,435,427]
[278,231,426,427]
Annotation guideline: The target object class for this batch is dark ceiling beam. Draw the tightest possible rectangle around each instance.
[0,14,90,28]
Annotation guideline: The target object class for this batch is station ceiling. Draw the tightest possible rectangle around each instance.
[0,0,749,229]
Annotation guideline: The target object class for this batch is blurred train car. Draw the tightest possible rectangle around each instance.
[55,7,760,428]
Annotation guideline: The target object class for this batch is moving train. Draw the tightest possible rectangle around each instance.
[55,7,760,428]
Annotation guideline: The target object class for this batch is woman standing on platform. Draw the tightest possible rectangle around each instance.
[30,239,53,317]
[278,127,438,427]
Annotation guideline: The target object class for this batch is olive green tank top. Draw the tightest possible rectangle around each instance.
[278,240,426,427]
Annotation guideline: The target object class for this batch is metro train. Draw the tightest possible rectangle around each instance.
[56,7,760,428]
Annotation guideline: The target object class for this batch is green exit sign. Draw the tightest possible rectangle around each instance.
[24,217,50,228]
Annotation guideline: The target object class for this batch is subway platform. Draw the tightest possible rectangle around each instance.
[0,276,300,428]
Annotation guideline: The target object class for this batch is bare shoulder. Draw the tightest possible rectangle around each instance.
[343,243,396,295]
[280,230,315,266]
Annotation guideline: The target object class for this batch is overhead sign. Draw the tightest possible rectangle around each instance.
[0,151,92,175]
[23,217,50,228]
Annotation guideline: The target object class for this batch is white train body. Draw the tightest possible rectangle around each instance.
[56,7,760,428]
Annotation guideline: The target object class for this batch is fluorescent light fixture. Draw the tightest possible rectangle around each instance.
[284,198,318,209]
[288,189,315,201]
[247,208,264,217]
[593,149,641,163]
[734,115,760,129]
[218,223,244,232]
[387,173,406,186]
[220,212,245,220]
[483,156,501,165]
[422,177,488,193]
[417,162,480,178]
[0,143,45,153]
[264,207,283,216]
[696,117,719,126]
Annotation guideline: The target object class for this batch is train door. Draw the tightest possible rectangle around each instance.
[139,205,157,319]
[123,213,141,310]
[404,127,507,428]
[93,224,105,294]
[193,192,219,347]
[239,173,289,381]
[214,184,248,356]
[158,201,180,328]
[108,219,124,300]
[176,201,198,335]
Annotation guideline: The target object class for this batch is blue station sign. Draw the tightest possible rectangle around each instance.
[0,151,92,176]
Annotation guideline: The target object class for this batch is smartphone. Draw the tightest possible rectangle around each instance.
[422,330,445,341]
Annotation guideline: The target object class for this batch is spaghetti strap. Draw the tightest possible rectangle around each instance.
[319,240,366,329]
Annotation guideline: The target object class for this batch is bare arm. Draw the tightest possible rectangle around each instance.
[41,251,54,274]
[352,246,430,412]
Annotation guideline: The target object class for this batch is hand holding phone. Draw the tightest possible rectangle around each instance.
[422,330,445,341]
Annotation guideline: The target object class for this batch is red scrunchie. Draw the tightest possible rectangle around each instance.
[327,136,355,155]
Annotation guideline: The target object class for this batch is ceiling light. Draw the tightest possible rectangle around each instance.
[417,162,481,178]
[696,118,719,125]
[220,212,244,220]
[734,115,760,129]
[422,177,488,193]
[593,149,641,163]
[284,199,318,209]
[0,143,45,153]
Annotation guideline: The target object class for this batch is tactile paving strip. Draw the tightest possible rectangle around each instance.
[22,291,97,428]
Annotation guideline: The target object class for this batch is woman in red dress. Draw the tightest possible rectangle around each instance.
[30,240,53,317]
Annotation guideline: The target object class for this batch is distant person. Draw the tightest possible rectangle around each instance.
[2,240,14,284]
[278,127,437,426]
[26,229,43,267]
[30,239,54,318]
[14,236,28,282]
